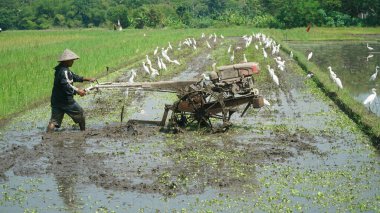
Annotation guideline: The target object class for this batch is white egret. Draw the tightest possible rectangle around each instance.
[201,73,210,81]
[367,43,374,51]
[168,42,173,50]
[146,55,152,67]
[160,58,167,71]
[275,58,285,71]
[363,88,377,110]
[142,62,150,74]
[335,77,343,89]
[262,48,267,59]
[331,73,343,89]
[370,66,379,81]
[290,51,293,58]
[255,44,259,50]
[307,52,313,61]
[153,46,158,55]
[243,54,248,63]
[306,72,314,78]
[263,98,271,106]
[171,59,181,65]
[230,51,235,63]
[128,70,137,83]
[328,66,335,80]
[220,34,224,39]
[267,65,274,77]
[192,38,197,46]
[272,73,279,86]
[206,40,212,49]
[212,63,217,72]
[150,65,159,79]
[367,54,374,61]
[228,44,232,53]
[157,56,162,70]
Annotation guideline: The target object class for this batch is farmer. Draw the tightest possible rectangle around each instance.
[47,49,96,132]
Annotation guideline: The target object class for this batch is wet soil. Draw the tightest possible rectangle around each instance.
[0,36,379,212]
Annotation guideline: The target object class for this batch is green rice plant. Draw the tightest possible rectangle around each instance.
[0,28,206,119]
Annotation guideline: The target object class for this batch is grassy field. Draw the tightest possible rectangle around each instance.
[0,28,210,119]
[1,27,380,140]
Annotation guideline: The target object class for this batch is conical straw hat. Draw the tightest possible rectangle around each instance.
[58,49,80,62]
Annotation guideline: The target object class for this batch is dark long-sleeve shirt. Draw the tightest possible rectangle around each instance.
[51,64,83,106]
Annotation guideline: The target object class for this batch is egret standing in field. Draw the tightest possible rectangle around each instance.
[153,46,159,55]
[201,73,210,81]
[262,48,267,59]
[142,62,150,74]
[206,40,212,49]
[263,98,271,106]
[243,54,248,63]
[146,55,152,67]
[168,42,173,50]
[370,66,379,81]
[157,56,162,70]
[160,58,167,71]
[230,51,235,63]
[149,64,159,79]
[331,72,343,90]
[367,54,374,61]
[367,43,374,51]
[307,52,313,61]
[328,66,335,80]
[363,88,377,111]
[128,69,137,83]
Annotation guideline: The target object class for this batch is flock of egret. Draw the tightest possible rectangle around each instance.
[305,42,377,112]
[126,31,378,114]
[363,43,378,111]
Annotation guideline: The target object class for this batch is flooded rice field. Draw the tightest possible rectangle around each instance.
[289,41,380,116]
[1,37,380,212]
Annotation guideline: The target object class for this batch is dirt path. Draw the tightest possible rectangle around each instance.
[0,36,379,212]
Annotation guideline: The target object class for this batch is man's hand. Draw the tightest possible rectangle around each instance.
[77,89,86,97]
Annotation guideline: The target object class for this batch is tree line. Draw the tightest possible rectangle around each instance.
[0,0,379,30]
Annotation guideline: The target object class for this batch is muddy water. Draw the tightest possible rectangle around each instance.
[1,37,379,212]
[289,41,380,116]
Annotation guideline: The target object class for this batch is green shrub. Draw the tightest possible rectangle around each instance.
[252,15,282,28]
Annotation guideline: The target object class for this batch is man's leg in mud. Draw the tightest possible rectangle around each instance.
[79,119,85,131]
[47,106,64,132]
[65,102,86,131]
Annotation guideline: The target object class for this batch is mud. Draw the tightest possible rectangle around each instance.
[0,36,379,212]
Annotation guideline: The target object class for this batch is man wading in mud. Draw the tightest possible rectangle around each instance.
[47,49,96,132]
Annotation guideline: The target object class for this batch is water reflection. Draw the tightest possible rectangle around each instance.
[289,41,380,115]
[51,138,85,211]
